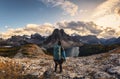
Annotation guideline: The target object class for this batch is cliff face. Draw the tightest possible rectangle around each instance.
[0,47,120,79]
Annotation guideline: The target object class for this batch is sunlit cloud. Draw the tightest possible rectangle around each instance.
[56,21,120,38]
[98,27,119,38]
[1,23,54,39]
[93,0,120,18]
[94,14,120,28]
[79,9,88,13]
[92,0,120,33]
[40,0,78,16]
[56,21,102,34]
[1,20,120,39]
[115,7,120,16]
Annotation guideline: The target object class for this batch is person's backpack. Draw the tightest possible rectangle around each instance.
[53,45,62,60]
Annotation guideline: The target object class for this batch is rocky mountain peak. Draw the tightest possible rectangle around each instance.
[60,29,66,35]
[43,29,83,48]
[52,29,61,40]
[51,29,68,40]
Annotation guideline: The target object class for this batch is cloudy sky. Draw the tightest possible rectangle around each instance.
[0,0,120,39]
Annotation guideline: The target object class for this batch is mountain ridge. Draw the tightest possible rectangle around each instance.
[0,29,120,47]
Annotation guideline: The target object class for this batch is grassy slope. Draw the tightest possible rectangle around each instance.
[0,47,20,57]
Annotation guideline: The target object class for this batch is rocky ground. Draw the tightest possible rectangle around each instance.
[0,48,120,79]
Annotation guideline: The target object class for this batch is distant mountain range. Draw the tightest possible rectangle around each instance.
[0,29,120,47]
[0,29,120,57]
[71,35,101,44]
[0,33,45,47]
[99,37,120,45]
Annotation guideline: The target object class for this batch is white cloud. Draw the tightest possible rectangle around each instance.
[56,21,102,34]
[5,26,10,29]
[92,0,120,33]
[93,0,120,18]
[61,1,78,16]
[79,9,88,13]
[98,27,118,38]
[1,23,54,39]
[40,0,78,16]
[1,21,120,39]
[56,21,120,38]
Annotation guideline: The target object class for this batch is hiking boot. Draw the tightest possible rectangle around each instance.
[59,71,62,73]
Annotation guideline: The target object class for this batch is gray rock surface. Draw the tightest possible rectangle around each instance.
[0,50,120,79]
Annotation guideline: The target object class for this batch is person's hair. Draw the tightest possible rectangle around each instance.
[58,40,61,46]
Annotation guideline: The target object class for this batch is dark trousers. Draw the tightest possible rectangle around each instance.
[54,59,63,72]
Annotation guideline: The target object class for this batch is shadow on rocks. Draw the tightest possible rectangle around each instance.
[43,68,58,79]
[21,74,40,79]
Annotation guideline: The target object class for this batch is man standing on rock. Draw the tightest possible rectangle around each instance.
[53,40,66,73]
